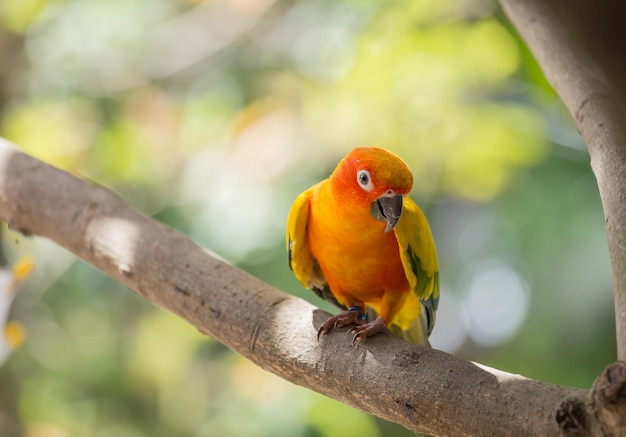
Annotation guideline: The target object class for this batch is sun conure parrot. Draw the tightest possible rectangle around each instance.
[286,147,439,345]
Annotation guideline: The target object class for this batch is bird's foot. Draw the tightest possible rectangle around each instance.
[317,307,366,341]
[349,316,387,345]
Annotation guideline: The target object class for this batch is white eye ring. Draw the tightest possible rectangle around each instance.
[357,169,374,192]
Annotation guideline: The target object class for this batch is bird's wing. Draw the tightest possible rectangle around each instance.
[394,197,440,336]
[286,183,343,309]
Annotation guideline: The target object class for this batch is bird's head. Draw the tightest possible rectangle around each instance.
[330,146,414,232]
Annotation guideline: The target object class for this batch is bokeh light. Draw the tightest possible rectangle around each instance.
[0,0,615,435]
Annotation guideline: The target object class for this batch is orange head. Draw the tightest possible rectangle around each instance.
[329,147,414,232]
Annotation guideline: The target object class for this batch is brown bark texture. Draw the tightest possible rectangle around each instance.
[0,137,625,436]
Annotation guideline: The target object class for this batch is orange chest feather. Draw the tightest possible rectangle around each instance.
[307,187,409,302]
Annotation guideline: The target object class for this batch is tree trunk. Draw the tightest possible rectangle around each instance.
[498,0,626,364]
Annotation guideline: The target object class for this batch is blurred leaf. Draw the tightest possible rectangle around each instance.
[1,98,98,171]
[0,0,49,32]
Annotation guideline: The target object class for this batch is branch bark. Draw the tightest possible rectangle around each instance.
[0,137,623,436]
[498,0,626,362]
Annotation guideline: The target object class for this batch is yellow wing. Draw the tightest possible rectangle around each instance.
[394,197,440,337]
[286,183,342,308]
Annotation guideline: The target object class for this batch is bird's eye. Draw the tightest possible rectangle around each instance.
[357,170,373,192]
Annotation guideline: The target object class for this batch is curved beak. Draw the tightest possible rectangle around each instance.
[370,194,403,233]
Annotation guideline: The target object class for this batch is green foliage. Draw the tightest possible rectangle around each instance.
[0,0,614,435]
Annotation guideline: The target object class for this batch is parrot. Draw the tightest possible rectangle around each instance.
[286,146,439,346]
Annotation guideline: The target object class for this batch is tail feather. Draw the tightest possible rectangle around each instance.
[366,305,432,347]
[389,312,431,346]
[422,294,437,337]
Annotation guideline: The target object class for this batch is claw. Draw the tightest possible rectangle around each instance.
[346,316,387,345]
[316,307,366,342]
[348,326,364,346]
[351,332,361,347]
[317,325,326,342]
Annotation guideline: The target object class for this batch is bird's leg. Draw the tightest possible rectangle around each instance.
[349,316,388,345]
[347,289,405,344]
[317,306,366,341]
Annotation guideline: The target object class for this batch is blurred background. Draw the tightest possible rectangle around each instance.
[0,0,616,436]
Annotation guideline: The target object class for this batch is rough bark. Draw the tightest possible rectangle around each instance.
[0,138,604,436]
[498,0,626,363]
[545,0,626,112]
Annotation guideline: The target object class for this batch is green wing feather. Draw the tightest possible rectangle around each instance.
[394,197,439,337]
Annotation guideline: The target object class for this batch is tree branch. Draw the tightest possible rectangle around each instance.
[2,139,621,435]
[498,0,626,362]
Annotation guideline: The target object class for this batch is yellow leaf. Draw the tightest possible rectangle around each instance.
[12,255,34,282]
[4,321,25,349]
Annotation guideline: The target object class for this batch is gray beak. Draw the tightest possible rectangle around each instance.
[370,194,403,232]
